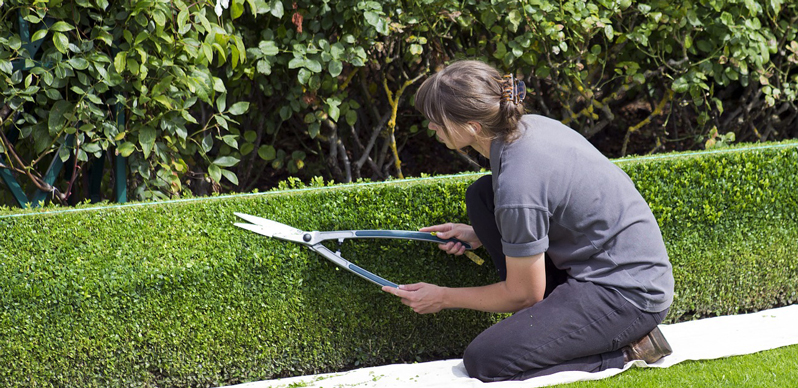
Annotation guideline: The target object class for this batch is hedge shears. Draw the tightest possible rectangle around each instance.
[234,212,475,288]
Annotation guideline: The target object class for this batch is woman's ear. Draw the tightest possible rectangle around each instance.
[467,121,483,135]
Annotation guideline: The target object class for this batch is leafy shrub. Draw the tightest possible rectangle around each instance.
[0,0,251,204]
[2,0,797,207]
[1,141,796,386]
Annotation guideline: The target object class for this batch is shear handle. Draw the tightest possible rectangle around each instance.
[310,230,472,250]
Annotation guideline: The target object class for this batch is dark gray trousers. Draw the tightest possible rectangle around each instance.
[463,175,668,382]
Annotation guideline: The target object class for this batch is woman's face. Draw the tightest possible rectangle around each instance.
[428,122,475,150]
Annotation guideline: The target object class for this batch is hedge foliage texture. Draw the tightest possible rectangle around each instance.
[1,141,797,387]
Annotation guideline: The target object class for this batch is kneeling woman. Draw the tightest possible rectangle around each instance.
[382,60,674,381]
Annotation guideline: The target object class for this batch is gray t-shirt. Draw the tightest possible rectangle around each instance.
[489,115,674,312]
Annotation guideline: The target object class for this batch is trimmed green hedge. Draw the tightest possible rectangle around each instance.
[1,142,797,387]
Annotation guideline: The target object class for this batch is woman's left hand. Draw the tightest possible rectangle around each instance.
[381,282,446,314]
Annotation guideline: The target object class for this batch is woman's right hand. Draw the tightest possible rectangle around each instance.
[420,223,482,255]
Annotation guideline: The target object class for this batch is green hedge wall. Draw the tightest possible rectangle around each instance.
[1,141,797,387]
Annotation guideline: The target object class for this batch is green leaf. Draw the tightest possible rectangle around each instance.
[221,168,239,185]
[245,0,260,15]
[216,93,227,112]
[181,110,199,124]
[297,68,311,84]
[24,14,42,24]
[257,59,272,75]
[215,115,229,130]
[672,77,690,93]
[329,60,343,77]
[229,101,250,115]
[212,43,227,65]
[212,77,226,93]
[493,41,507,59]
[201,135,213,153]
[0,60,12,75]
[53,32,69,54]
[241,142,254,156]
[288,57,305,69]
[232,0,245,19]
[686,10,701,26]
[604,25,614,40]
[235,35,247,63]
[45,88,62,100]
[197,11,212,31]
[280,106,292,120]
[364,11,380,28]
[82,142,102,153]
[346,109,357,126]
[231,45,240,68]
[7,36,21,50]
[213,155,240,167]
[154,95,173,109]
[221,134,238,148]
[244,130,257,143]
[202,43,214,63]
[308,122,320,139]
[327,103,340,122]
[50,21,75,32]
[270,0,284,18]
[330,43,344,59]
[209,164,222,183]
[48,100,72,134]
[114,52,127,72]
[32,29,48,42]
[258,145,276,161]
[153,10,166,27]
[305,59,322,73]
[59,146,71,162]
[697,40,713,53]
[508,10,522,32]
[536,64,551,78]
[139,126,156,158]
[177,9,189,32]
[68,57,89,70]
[259,40,279,56]
[176,125,188,141]
[481,9,497,28]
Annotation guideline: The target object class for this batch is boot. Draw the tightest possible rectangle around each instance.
[622,326,673,364]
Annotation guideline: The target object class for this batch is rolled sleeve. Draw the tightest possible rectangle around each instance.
[495,206,550,257]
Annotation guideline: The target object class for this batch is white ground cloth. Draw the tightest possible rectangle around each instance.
[224,304,798,388]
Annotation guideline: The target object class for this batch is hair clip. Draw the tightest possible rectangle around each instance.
[501,74,526,105]
[514,79,526,105]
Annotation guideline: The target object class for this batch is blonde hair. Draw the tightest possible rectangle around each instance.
[414,60,524,144]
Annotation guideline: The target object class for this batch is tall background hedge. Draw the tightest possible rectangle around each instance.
[1,0,797,206]
[1,142,797,387]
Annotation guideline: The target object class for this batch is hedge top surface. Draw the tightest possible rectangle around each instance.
[0,140,796,220]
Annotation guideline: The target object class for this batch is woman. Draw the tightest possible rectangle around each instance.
[381,60,674,382]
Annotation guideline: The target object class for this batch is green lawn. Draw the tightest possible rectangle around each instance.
[561,344,798,388]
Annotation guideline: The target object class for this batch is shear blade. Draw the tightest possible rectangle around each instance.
[234,222,276,237]
[234,212,305,234]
